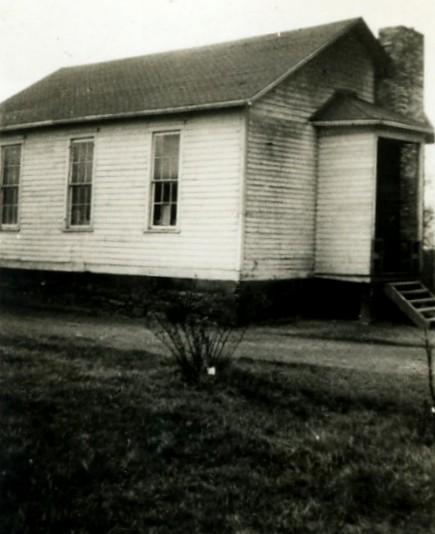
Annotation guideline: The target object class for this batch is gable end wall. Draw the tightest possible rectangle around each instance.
[242,31,376,280]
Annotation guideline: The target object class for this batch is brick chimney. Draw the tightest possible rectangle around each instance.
[376,26,425,123]
[376,26,425,250]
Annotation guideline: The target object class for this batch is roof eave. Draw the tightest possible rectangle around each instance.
[312,118,434,143]
[0,99,248,134]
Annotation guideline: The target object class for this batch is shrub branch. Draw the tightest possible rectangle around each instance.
[147,290,245,383]
[424,328,435,409]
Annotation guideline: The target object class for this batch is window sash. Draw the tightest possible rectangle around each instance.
[151,132,180,227]
[1,144,21,226]
[68,140,94,226]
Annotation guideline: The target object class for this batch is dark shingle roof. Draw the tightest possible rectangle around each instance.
[0,18,385,131]
[311,90,434,140]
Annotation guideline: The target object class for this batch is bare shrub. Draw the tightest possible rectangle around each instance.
[148,290,245,383]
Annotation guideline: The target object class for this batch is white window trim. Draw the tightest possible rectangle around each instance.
[64,136,96,231]
[0,141,23,231]
[146,128,182,233]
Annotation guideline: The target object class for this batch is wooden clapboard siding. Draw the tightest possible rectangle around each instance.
[242,31,376,280]
[315,130,376,275]
[0,111,244,280]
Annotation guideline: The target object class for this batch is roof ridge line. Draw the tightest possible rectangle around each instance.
[60,17,362,72]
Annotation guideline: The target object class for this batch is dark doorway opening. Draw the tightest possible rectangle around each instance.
[374,138,420,275]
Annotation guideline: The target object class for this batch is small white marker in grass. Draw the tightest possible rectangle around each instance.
[207,367,216,376]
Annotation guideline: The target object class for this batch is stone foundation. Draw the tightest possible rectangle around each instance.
[0,267,386,323]
[0,268,237,318]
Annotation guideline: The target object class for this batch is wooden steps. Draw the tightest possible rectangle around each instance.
[385,281,435,329]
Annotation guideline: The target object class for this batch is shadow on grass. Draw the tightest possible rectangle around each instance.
[0,332,160,370]
[1,332,434,533]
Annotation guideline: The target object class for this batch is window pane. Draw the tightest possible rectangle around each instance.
[3,187,18,206]
[154,135,164,158]
[2,145,21,185]
[170,204,177,226]
[160,158,168,181]
[71,162,78,182]
[71,143,80,163]
[85,162,93,183]
[71,204,90,226]
[84,204,91,225]
[153,133,179,180]
[172,182,178,202]
[151,132,179,227]
[85,143,94,165]
[154,158,162,181]
[71,207,79,226]
[160,204,171,226]
[163,182,170,203]
[84,142,90,161]
[85,185,91,204]
[168,159,177,180]
[78,143,86,163]
[1,146,21,225]
[3,166,19,185]
[69,141,93,226]
[1,206,10,224]
[3,145,20,167]
[2,201,18,225]
[72,184,91,206]
[70,141,93,177]
[164,134,180,160]
[154,182,162,203]
[153,204,161,225]
[72,186,80,205]
[78,162,85,183]
[69,183,91,226]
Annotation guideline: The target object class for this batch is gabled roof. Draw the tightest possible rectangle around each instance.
[311,90,434,142]
[0,17,387,132]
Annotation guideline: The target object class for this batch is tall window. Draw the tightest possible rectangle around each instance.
[151,132,180,227]
[1,144,21,226]
[68,139,94,226]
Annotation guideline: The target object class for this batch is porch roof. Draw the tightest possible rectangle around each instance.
[311,90,434,142]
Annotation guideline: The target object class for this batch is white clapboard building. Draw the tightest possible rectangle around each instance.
[0,18,433,319]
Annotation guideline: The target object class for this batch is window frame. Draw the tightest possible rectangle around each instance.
[148,130,182,231]
[65,137,95,231]
[0,142,23,231]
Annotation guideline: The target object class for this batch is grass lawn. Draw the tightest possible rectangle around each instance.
[1,330,435,534]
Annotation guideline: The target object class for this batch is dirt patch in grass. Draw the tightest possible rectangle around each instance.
[1,333,435,533]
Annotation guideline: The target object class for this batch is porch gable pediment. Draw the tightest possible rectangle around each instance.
[311,90,434,143]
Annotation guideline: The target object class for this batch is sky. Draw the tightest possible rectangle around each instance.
[0,0,434,212]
